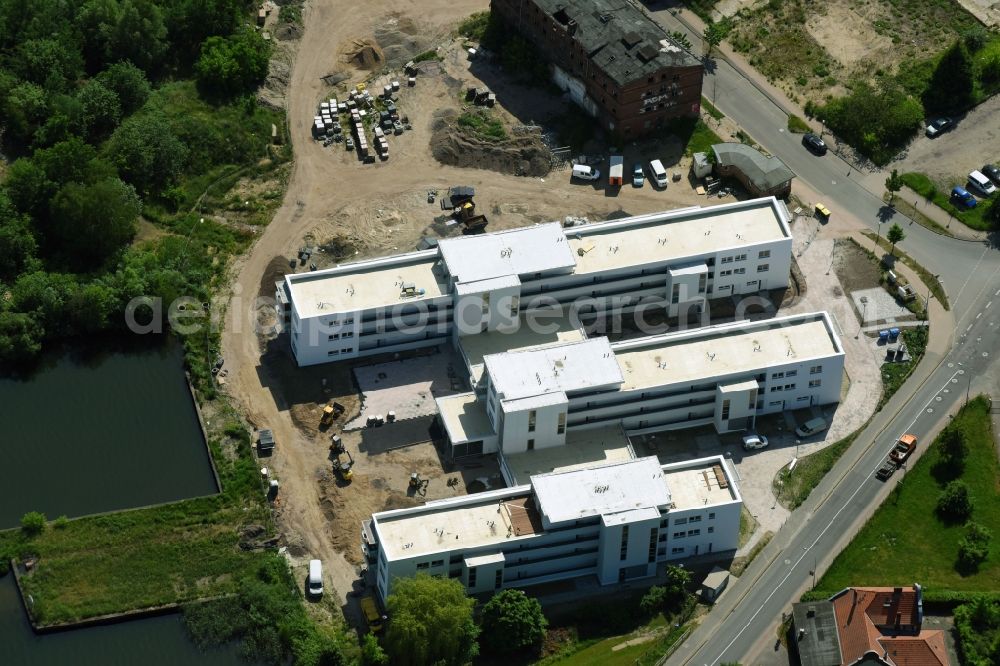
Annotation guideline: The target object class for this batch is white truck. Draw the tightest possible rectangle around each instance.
[608,155,624,186]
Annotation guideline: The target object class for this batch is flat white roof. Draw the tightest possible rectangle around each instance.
[567,198,790,275]
[612,313,841,391]
[503,425,634,485]
[436,393,494,444]
[663,459,738,508]
[438,223,577,284]
[485,337,623,401]
[458,313,585,383]
[287,252,448,317]
[531,456,670,524]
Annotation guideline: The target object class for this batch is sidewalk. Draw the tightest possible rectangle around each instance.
[896,185,986,242]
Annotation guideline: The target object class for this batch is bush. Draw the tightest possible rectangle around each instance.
[52,515,69,530]
[937,480,973,523]
[958,522,992,570]
[640,585,668,615]
[384,575,479,666]
[195,28,272,99]
[21,511,47,536]
[787,114,811,133]
[479,589,547,655]
[814,80,922,165]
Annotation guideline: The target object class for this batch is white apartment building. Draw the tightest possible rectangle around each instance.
[361,455,742,603]
[435,312,845,473]
[279,197,794,366]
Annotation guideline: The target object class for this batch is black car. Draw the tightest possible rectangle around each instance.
[925,117,952,138]
[801,133,827,155]
[983,164,1000,186]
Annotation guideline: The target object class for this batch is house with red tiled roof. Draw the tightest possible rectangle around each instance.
[791,584,951,666]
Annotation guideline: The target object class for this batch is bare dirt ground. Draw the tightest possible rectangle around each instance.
[221,0,737,605]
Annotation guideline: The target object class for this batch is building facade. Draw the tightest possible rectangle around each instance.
[280,197,794,367]
[362,456,742,603]
[490,0,703,137]
[437,312,845,476]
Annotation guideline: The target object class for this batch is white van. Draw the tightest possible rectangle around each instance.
[795,417,828,438]
[572,164,600,181]
[647,159,668,188]
[307,560,323,597]
[968,170,997,196]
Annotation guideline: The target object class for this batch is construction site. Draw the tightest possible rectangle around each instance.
[221,0,808,605]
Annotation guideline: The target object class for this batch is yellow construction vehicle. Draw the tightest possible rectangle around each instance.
[320,404,335,427]
[334,451,354,483]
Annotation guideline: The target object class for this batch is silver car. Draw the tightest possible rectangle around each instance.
[742,434,769,450]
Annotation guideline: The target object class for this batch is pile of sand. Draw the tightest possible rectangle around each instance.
[344,39,385,70]
[431,115,552,178]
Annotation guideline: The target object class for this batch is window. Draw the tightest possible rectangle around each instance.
[673,531,685,539]
[344,331,354,338]
[328,333,339,340]
[417,562,429,570]
[734,267,746,275]
[797,396,809,402]
[810,365,823,374]
[809,379,822,388]
[784,383,796,390]
[721,256,733,264]
[648,528,658,563]
[672,547,685,554]
[758,249,771,259]
[689,515,702,523]
[747,281,758,286]
[468,567,477,587]
[527,439,535,450]
[735,253,747,261]
[720,269,732,277]
[481,292,490,313]
[671,284,680,304]
[495,570,503,589]
[620,525,629,561]
[674,517,688,525]
[557,413,566,435]
[687,529,700,536]
[708,526,714,534]
[327,350,339,356]
[772,372,784,379]
[769,400,783,406]
[342,347,352,353]
[431,560,444,567]
[708,512,715,519]
[770,386,781,393]
[758,264,770,273]
[698,273,707,293]
[658,533,667,542]
[528,410,536,432]
[510,295,519,316]
[721,399,730,420]
[786,370,797,377]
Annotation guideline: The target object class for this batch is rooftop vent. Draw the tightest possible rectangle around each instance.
[637,43,659,63]
[596,11,613,23]
[622,31,642,48]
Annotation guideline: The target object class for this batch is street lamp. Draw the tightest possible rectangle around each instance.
[875,220,884,248]
[924,275,940,315]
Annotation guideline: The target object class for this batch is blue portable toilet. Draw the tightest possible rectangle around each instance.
[878,330,890,344]
[888,327,900,342]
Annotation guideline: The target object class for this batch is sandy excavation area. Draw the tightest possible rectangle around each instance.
[221,0,738,604]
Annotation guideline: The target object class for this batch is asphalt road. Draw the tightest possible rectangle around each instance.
[645,7,1000,665]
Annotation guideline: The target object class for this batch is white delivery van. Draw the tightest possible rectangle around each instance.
[572,164,601,181]
[307,559,323,597]
[968,170,997,196]
[647,159,668,188]
[795,417,828,438]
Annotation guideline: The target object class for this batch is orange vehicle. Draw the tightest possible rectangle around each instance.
[889,434,917,464]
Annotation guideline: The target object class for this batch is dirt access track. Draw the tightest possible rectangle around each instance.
[220,0,724,606]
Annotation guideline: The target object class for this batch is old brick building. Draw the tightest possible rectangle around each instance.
[490,0,703,138]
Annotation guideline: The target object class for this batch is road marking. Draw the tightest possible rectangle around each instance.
[995,289,1000,296]
[706,369,962,665]
[987,301,993,309]
[977,312,983,319]
[966,324,974,333]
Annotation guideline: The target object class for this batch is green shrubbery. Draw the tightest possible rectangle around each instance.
[955,596,1000,665]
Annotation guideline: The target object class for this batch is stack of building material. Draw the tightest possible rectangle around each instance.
[312,115,324,138]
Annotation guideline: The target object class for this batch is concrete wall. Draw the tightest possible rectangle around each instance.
[498,398,568,454]
[454,282,521,337]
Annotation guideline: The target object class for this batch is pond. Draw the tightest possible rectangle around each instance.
[0,337,218,529]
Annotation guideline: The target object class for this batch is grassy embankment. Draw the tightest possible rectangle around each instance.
[899,172,997,232]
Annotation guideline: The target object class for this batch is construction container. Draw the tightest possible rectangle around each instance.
[408,77,416,87]
[609,156,624,186]
[391,80,400,92]
[383,85,392,98]
[338,102,347,113]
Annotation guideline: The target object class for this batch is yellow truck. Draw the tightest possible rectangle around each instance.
[360,595,385,633]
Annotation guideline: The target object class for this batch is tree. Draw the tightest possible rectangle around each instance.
[703,21,726,56]
[985,197,1000,232]
[923,41,975,114]
[360,634,389,665]
[21,511,47,536]
[958,521,992,570]
[939,426,968,465]
[108,113,189,194]
[937,480,973,522]
[195,27,271,99]
[383,575,479,666]
[886,223,905,257]
[670,31,692,51]
[77,0,168,73]
[97,61,151,115]
[0,201,39,280]
[0,311,44,364]
[885,169,903,205]
[640,585,668,615]
[49,178,140,269]
[77,78,122,140]
[480,589,547,655]
[663,564,692,604]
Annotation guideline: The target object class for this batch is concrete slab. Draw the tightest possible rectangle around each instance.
[850,287,914,325]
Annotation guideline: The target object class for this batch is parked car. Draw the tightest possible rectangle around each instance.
[925,117,952,138]
[983,164,1000,186]
[951,185,977,209]
[307,560,323,597]
[795,417,827,438]
[968,170,997,196]
[571,164,601,181]
[742,434,769,450]
[814,202,831,220]
[875,459,896,481]
[647,159,668,188]
[632,162,645,187]
[801,133,827,155]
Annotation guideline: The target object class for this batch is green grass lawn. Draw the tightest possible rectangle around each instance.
[702,97,725,121]
[814,398,1000,599]
[899,172,997,232]
[775,432,858,510]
